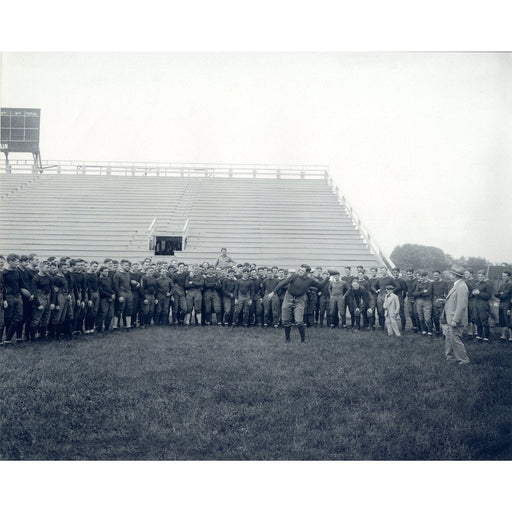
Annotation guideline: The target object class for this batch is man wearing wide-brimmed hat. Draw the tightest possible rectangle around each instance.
[442,264,470,365]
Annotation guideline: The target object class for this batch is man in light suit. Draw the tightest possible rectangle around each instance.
[442,264,470,365]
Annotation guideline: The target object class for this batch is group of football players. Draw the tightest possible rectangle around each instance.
[1,251,511,344]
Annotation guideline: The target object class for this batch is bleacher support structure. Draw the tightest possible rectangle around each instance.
[0,160,393,270]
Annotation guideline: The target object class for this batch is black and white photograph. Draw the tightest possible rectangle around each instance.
[1,2,511,511]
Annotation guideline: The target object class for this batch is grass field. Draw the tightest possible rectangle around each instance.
[1,326,511,460]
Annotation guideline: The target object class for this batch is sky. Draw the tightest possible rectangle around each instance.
[1,51,511,263]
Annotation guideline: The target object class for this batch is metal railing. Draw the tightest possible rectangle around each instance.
[0,157,392,267]
[325,171,394,270]
[147,218,158,250]
[182,218,190,250]
[0,159,328,180]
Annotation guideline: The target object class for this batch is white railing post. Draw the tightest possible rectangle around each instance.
[182,218,190,250]
[147,218,157,251]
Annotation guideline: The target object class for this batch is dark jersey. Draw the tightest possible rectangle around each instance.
[274,277,288,298]
[472,280,492,302]
[413,280,433,300]
[330,280,349,297]
[113,271,132,295]
[404,278,417,298]
[156,276,173,296]
[173,272,189,293]
[431,279,449,299]
[368,277,379,296]
[141,275,158,296]
[373,276,396,295]
[52,274,71,301]
[27,267,38,280]
[496,281,512,302]
[86,272,99,298]
[31,274,53,296]
[129,272,142,293]
[98,276,115,299]
[392,277,406,299]
[317,277,330,297]
[63,271,75,298]
[345,287,375,309]
[185,274,204,290]
[235,278,254,298]
[18,267,34,293]
[2,268,23,296]
[204,275,221,291]
[250,276,262,297]
[262,276,279,295]
[355,278,371,292]
[221,277,237,298]
[273,274,329,298]
[71,271,87,302]
[465,278,477,300]
[341,274,355,286]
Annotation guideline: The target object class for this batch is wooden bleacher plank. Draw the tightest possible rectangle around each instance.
[0,174,381,268]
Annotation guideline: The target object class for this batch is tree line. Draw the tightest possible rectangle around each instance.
[390,244,510,273]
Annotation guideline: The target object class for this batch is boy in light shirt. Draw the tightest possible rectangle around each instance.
[383,284,401,337]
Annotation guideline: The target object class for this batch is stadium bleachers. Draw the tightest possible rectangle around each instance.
[0,172,384,268]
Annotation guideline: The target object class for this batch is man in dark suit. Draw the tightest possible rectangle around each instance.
[442,264,470,366]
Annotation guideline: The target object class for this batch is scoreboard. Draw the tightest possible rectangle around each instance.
[1,108,41,153]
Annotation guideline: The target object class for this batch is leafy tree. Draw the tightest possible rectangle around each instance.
[451,256,490,271]
[391,244,495,273]
[390,244,451,271]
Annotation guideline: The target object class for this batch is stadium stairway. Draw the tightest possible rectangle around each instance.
[0,173,41,199]
[0,173,383,269]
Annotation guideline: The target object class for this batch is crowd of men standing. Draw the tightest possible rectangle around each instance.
[1,249,511,345]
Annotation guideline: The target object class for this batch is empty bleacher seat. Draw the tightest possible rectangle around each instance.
[0,173,381,268]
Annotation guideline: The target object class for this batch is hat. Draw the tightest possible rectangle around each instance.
[448,264,465,277]
[385,284,395,290]
[300,264,312,272]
